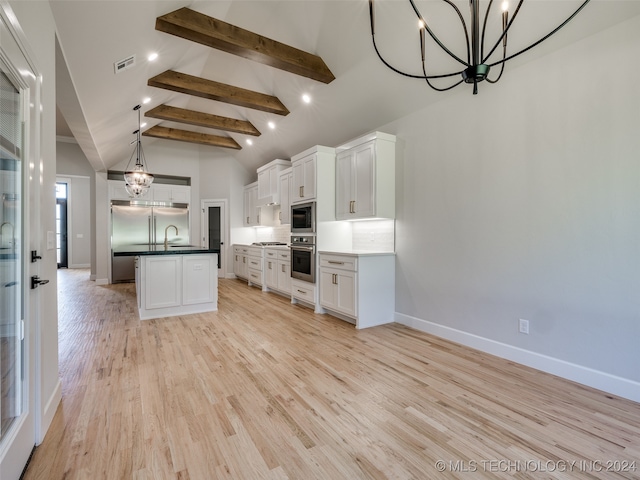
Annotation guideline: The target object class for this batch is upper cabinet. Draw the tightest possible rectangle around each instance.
[278,167,293,224]
[257,159,291,206]
[243,182,260,226]
[335,132,396,221]
[290,145,336,222]
[108,180,190,204]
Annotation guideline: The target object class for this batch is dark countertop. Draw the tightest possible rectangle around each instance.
[113,245,218,256]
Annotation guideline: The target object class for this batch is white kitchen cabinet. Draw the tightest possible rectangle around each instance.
[109,180,191,204]
[278,167,292,224]
[257,159,290,206]
[290,145,336,223]
[243,182,260,226]
[318,252,395,329]
[247,246,264,289]
[136,253,217,320]
[319,268,356,317]
[264,248,291,295]
[335,132,396,221]
[152,184,190,203]
[233,245,249,279]
[291,278,317,310]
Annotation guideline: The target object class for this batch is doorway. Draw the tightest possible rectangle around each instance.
[55,182,68,268]
[200,200,227,277]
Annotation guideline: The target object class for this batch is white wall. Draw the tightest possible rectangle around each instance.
[198,150,254,276]
[387,15,640,400]
[8,0,61,440]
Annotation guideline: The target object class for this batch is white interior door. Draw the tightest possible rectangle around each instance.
[0,6,40,479]
[201,200,227,277]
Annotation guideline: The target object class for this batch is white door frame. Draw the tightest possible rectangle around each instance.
[200,199,228,278]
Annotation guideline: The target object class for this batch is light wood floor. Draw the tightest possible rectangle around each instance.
[23,269,640,479]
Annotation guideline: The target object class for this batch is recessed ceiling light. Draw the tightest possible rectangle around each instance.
[302,93,311,104]
[148,52,158,62]
[142,97,151,104]
[268,121,276,129]
[246,139,253,146]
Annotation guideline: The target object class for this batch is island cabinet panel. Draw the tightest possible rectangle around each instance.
[145,256,182,309]
[183,255,217,305]
[136,252,218,320]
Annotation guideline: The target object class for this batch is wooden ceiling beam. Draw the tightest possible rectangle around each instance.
[156,7,335,84]
[145,104,260,136]
[148,70,289,116]
[142,125,241,150]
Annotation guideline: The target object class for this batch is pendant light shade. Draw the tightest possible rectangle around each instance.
[124,104,154,197]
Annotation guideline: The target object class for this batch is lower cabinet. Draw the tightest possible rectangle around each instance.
[264,248,291,295]
[233,244,265,289]
[136,253,218,320]
[233,245,249,279]
[318,252,395,329]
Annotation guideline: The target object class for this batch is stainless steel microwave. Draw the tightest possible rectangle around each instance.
[291,202,316,233]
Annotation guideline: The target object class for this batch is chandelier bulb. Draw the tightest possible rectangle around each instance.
[501,1,509,12]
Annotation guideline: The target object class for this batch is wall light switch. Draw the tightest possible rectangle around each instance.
[519,318,530,335]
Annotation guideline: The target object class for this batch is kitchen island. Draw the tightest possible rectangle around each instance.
[113,246,218,320]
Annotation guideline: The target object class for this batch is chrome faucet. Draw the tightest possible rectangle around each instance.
[0,221,15,249]
[164,224,178,249]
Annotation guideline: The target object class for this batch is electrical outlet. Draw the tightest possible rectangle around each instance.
[519,318,529,335]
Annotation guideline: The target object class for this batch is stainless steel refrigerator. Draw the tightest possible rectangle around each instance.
[111,200,190,282]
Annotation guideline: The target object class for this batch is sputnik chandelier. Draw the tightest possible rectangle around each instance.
[123,104,154,198]
[368,0,592,94]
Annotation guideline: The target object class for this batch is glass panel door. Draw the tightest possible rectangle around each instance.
[0,7,38,478]
[0,60,23,446]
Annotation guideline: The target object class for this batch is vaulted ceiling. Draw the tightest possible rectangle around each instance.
[53,0,640,174]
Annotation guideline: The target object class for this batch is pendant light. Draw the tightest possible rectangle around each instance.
[124,104,154,197]
[369,0,591,95]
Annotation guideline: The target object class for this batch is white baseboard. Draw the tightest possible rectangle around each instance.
[395,312,640,403]
[38,379,62,444]
[95,278,109,285]
[68,263,90,269]
[89,274,96,281]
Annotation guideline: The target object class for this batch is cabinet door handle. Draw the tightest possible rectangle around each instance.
[332,273,338,285]
[279,211,282,220]
[281,264,285,273]
[257,214,260,223]
[328,260,344,265]
[268,262,272,269]
[299,185,303,198]
[247,216,250,223]
[350,200,356,214]
[243,257,246,263]
[297,289,307,294]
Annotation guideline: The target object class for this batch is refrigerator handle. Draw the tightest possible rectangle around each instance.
[153,216,157,244]
[148,216,152,246]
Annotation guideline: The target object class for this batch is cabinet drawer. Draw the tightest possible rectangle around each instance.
[234,246,249,254]
[291,280,315,303]
[248,269,262,285]
[265,250,277,259]
[248,258,262,271]
[319,254,357,271]
[278,251,290,261]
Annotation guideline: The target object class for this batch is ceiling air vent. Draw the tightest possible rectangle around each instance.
[114,55,136,74]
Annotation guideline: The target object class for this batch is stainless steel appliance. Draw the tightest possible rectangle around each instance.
[111,200,190,282]
[290,235,315,283]
[291,201,316,234]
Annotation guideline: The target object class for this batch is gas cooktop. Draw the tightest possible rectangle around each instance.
[252,242,288,246]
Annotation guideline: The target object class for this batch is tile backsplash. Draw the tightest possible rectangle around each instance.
[351,219,395,252]
[255,225,291,244]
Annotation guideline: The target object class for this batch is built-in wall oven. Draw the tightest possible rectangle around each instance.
[291,235,315,283]
[291,201,316,234]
